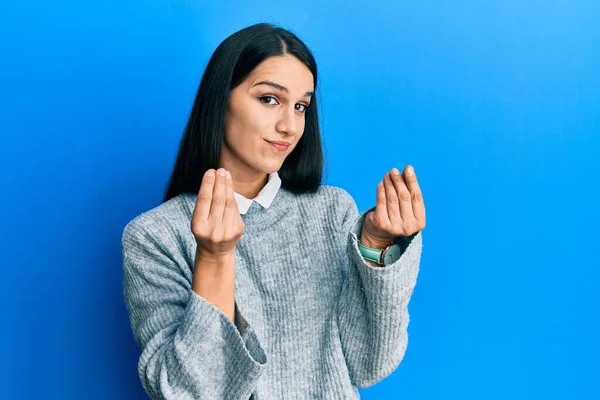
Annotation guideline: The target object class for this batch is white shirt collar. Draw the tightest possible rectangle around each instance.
[233,172,281,215]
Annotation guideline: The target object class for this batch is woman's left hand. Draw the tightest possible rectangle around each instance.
[361,165,426,248]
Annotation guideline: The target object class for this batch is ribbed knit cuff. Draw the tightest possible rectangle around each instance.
[180,291,268,395]
[344,208,423,386]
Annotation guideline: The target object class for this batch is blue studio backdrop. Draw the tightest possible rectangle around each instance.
[1,1,598,399]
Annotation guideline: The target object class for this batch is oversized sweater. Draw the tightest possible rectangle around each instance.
[121,184,423,399]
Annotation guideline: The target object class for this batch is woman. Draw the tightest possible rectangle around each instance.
[122,22,425,399]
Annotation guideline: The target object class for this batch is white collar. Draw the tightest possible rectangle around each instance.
[233,172,281,215]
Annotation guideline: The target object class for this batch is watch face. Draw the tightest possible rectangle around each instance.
[383,244,402,265]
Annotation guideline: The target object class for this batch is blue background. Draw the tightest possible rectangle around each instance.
[1,1,598,398]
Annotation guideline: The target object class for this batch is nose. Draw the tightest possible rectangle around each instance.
[275,106,299,137]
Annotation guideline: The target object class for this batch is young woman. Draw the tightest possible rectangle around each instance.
[122,22,426,399]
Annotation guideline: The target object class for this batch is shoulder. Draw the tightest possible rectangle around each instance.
[122,193,195,248]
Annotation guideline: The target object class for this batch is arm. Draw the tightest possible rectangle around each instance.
[336,200,423,388]
[122,221,267,400]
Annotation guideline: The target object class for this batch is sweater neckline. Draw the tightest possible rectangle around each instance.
[239,186,293,232]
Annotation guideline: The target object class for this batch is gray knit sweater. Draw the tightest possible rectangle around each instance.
[122,185,423,399]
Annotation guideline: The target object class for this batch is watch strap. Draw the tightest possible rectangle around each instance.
[357,239,384,264]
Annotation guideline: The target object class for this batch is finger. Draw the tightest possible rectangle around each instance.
[402,165,426,224]
[222,170,237,227]
[374,180,390,227]
[209,168,227,222]
[194,169,215,221]
[383,172,402,223]
[391,167,414,221]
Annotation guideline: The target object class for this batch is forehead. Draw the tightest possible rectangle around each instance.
[247,55,314,92]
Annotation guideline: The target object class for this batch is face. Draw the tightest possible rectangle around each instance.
[222,55,315,176]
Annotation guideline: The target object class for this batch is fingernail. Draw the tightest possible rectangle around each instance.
[406,166,414,175]
[218,169,226,176]
[226,171,231,180]
[207,170,215,177]
[392,167,400,175]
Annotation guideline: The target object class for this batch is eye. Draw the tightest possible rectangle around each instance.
[295,103,309,113]
[258,95,279,105]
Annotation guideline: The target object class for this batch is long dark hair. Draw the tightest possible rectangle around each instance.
[163,23,324,203]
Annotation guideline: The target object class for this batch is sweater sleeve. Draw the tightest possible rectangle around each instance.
[122,219,267,400]
[336,199,423,388]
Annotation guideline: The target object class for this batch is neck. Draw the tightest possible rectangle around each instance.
[235,172,269,199]
[220,143,270,198]
[220,163,268,199]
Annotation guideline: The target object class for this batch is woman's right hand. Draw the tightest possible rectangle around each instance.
[191,168,244,262]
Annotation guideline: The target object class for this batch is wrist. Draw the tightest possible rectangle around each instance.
[194,251,236,279]
[195,247,236,263]
[359,231,393,250]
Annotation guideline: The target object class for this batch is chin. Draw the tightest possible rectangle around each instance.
[257,160,284,175]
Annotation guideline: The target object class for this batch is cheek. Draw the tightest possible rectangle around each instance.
[239,102,274,136]
[228,102,255,131]
[299,117,307,133]
[254,106,281,133]
[226,106,275,153]
[296,117,307,138]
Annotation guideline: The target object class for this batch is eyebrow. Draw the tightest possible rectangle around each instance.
[252,81,314,98]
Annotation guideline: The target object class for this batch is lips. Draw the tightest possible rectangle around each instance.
[265,140,290,151]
